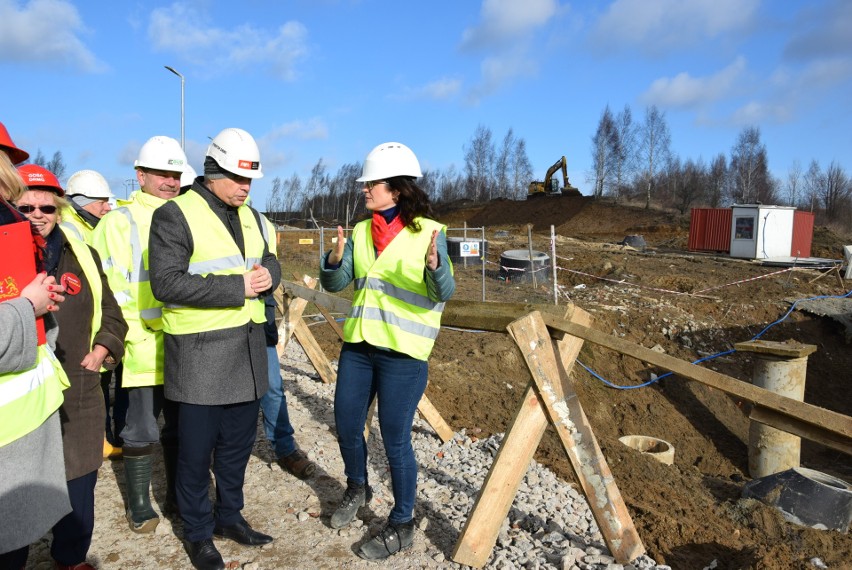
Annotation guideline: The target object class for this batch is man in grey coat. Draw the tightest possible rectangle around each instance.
[149,128,280,570]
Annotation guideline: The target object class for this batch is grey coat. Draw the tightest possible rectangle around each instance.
[148,183,281,406]
[0,302,70,553]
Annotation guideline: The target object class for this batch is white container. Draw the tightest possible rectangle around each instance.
[729,204,795,260]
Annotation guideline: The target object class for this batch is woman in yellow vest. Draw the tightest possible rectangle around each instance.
[15,165,127,570]
[0,143,70,570]
[320,142,455,560]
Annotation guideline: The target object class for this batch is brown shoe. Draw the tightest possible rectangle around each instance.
[277,449,316,479]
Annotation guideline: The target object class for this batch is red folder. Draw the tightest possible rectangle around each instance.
[0,221,47,344]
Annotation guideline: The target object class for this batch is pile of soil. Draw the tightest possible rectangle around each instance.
[309,196,852,569]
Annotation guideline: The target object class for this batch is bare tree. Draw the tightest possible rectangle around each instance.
[707,153,728,208]
[730,126,773,204]
[638,105,671,209]
[494,129,515,199]
[611,104,637,203]
[30,149,67,181]
[510,138,533,199]
[821,161,851,222]
[463,124,494,202]
[803,160,823,213]
[265,176,283,219]
[590,105,617,199]
[785,160,803,208]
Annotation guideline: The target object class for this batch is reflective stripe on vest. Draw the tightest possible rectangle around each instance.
[0,344,69,447]
[161,191,267,335]
[108,205,164,331]
[342,217,448,361]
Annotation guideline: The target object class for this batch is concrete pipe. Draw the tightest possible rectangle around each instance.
[618,435,675,465]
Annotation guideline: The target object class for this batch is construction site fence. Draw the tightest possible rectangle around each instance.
[273,225,842,308]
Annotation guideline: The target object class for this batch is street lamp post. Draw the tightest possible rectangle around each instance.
[164,66,185,150]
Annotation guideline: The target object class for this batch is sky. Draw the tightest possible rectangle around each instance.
[1,0,851,207]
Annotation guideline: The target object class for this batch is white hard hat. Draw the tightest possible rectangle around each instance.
[206,128,263,179]
[66,169,114,199]
[180,164,197,188]
[134,136,187,172]
[356,142,422,182]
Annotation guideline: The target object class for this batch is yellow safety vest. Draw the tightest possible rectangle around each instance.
[343,217,450,361]
[59,226,105,371]
[161,191,267,335]
[59,206,93,244]
[0,343,70,447]
[91,191,166,387]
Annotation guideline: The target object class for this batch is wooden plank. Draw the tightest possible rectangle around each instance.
[416,394,454,443]
[283,280,351,314]
[540,313,852,452]
[750,404,852,456]
[317,304,345,340]
[276,277,315,356]
[508,312,645,563]
[293,319,336,384]
[451,307,587,568]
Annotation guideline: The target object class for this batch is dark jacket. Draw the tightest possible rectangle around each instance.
[148,182,281,406]
[51,229,127,480]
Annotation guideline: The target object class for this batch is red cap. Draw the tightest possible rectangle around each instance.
[17,164,65,197]
[0,121,30,165]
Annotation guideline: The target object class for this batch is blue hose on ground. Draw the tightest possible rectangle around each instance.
[579,288,852,390]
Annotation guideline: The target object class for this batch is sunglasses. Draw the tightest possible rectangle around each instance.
[364,180,388,190]
[17,204,58,214]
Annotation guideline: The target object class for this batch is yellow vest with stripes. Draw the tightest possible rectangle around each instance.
[0,340,69,447]
[59,206,93,244]
[59,226,105,371]
[162,191,267,335]
[343,217,449,361]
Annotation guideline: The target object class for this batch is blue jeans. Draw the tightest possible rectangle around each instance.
[334,342,428,524]
[260,346,297,458]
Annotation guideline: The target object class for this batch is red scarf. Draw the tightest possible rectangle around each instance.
[371,211,404,256]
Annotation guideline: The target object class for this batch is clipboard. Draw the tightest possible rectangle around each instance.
[0,221,47,344]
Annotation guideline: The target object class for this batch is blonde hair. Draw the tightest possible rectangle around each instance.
[0,152,26,202]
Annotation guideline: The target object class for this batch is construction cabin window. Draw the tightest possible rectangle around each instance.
[734,216,755,240]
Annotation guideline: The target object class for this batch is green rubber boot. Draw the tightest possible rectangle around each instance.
[124,453,160,533]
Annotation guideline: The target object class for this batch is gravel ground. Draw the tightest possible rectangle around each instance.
[25,340,667,570]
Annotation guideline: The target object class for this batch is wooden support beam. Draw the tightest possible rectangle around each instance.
[452,306,590,568]
[540,313,852,454]
[508,312,645,563]
[294,319,336,384]
[417,394,454,443]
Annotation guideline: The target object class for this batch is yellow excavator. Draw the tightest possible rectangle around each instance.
[527,155,580,198]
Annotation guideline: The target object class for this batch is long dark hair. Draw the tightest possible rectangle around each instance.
[386,176,433,232]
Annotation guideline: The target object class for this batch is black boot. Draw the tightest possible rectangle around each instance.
[123,449,160,533]
[330,479,372,529]
[357,519,415,560]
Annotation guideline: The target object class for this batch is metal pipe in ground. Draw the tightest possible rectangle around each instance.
[735,340,816,478]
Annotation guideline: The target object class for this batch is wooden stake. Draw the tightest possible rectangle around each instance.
[508,311,645,563]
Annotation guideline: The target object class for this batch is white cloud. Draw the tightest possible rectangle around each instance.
[0,0,105,72]
[392,77,463,101]
[460,0,558,50]
[641,56,747,108]
[730,101,793,125]
[148,2,308,80]
[590,0,759,56]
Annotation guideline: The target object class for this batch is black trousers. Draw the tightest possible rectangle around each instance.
[176,399,261,542]
[51,470,98,565]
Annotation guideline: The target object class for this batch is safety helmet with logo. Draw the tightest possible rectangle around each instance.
[134,136,187,173]
[0,121,29,165]
[180,164,197,190]
[17,164,65,197]
[206,128,263,179]
[356,142,422,182]
[67,169,114,199]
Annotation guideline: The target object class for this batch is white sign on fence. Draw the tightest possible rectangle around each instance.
[460,241,480,257]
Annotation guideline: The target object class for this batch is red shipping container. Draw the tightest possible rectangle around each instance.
[791,210,814,258]
[688,208,732,253]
